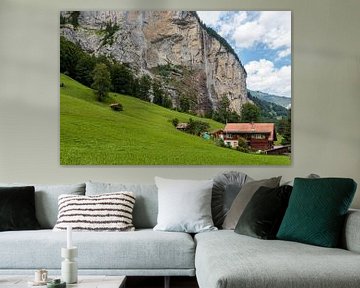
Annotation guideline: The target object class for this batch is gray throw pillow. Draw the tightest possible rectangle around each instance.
[283,173,320,186]
[153,177,217,233]
[212,171,251,228]
[222,176,281,230]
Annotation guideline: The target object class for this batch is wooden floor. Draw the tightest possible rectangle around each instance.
[126,276,199,288]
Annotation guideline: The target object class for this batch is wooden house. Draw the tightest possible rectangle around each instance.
[223,123,277,151]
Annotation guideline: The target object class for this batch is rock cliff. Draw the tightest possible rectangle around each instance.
[60,11,248,114]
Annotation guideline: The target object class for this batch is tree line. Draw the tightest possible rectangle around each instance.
[60,36,172,107]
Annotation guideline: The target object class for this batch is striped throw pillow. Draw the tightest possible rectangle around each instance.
[53,192,136,231]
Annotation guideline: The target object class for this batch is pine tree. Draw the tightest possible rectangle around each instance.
[162,95,173,109]
[152,80,164,106]
[60,36,84,79]
[111,64,134,95]
[138,75,152,101]
[75,54,97,87]
[91,63,111,102]
[217,95,231,123]
[240,103,261,123]
[179,95,191,112]
[132,78,141,98]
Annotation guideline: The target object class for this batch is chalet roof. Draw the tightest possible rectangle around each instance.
[224,123,276,141]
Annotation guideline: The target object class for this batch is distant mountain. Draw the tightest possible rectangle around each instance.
[248,90,291,109]
[247,91,288,122]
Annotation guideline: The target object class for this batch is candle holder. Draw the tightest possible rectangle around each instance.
[61,247,78,284]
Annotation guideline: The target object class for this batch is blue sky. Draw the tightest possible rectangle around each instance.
[197,11,291,98]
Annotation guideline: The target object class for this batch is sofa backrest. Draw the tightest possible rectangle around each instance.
[86,181,158,229]
[0,182,86,229]
[341,209,360,253]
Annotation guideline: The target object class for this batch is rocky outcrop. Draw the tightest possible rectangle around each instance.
[60,11,248,114]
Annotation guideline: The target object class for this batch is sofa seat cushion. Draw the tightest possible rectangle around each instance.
[0,229,195,270]
[195,230,360,288]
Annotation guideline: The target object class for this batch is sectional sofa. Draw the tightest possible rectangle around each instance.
[0,178,359,288]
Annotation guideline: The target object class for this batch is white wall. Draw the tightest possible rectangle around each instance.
[0,0,359,208]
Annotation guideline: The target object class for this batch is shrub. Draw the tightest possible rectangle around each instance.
[215,138,225,147]
[101,21,120,46]
[186,118,210,136]
[236,137,250,153]
[171,118,179,127]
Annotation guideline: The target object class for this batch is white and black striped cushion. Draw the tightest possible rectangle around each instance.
[53,192,136,231]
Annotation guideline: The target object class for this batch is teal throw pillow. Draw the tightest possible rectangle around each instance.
[277,178,357,247]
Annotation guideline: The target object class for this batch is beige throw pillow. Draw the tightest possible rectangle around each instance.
[222,177,281,230]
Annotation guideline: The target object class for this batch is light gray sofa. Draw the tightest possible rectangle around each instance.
[195,211,360,288]
[0,181,359,288]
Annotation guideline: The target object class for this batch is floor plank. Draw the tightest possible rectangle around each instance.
[126,276,199,288]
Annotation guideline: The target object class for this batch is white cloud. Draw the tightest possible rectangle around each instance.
[232,11,248,26]
[233,21,265,49]
[197,11,223,27]
[277,48,291,59]
[245,59,291,97]
[197,11,291,59]
[232,11,291,57]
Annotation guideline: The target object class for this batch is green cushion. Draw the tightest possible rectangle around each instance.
[277,178,357,247]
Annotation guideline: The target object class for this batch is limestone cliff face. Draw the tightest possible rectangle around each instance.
[60,11,248,114]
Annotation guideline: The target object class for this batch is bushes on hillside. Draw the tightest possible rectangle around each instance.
[75,54,97,87]
[171,118,179,127]
[186,118,210,136]
[60,36,84,79]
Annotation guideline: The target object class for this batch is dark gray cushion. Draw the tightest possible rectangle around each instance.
[0,186,40,231]
[212,171,250,228]
[223,177,281,230]
[235,185,292,239]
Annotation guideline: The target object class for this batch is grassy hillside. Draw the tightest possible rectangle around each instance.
[60,74,290,165]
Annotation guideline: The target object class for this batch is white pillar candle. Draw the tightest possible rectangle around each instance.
[67,225,72,249]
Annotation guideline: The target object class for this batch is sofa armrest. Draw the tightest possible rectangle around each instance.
[342,209,360,253]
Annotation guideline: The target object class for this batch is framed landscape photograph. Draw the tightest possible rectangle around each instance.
[60,10,291,165]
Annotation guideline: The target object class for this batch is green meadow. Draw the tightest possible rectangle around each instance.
[60,74,290,165]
